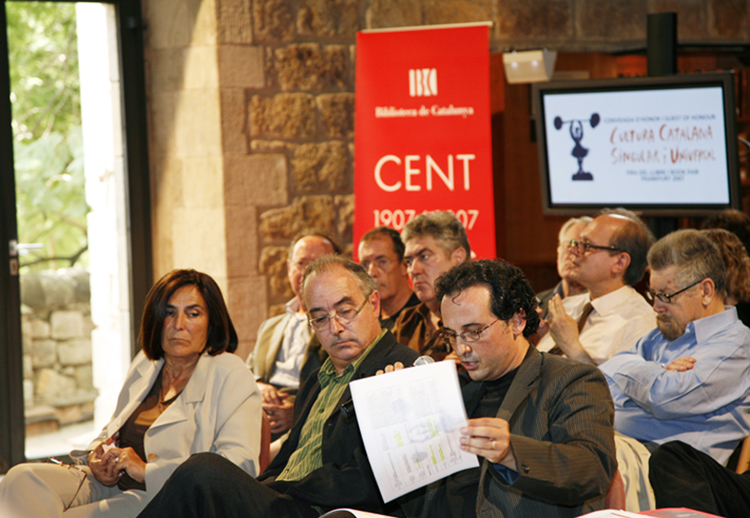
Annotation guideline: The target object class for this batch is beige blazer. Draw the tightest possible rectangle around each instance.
[75,351,262,505]
[249,312,325,389]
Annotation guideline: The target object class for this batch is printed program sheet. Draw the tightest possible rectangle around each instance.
[349,361,479,502]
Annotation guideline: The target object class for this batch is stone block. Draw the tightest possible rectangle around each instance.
[74,365,94,390]
[253,0,295,42]
[224,154,289,206]
[23,380,34,407]
[58,339,93,366]
[226,276,268,360]
[260,246,292,298]
[148,48,185,93]
[251,140,295,153]
[226,204,260,278]
[317,93,355,139]
[181,156,224,209]
[192,0,219,46]
[20,274,44,308]
[291,141,350,193]
[365,0,422,29]
[142,0,194,49]
[577,0,647,40]
[147,94,177,159]
[710,0,750,39]
[423,0,492,25]
[249,93,317,140]
[171,207,227,277]
[218,45,264,88]
[216,0,253,44]
[51,311,85,340]
[220,88,250,154]
[174,89,223,157]
[259,195,336,240]
[650,0,707,40]
[273,44,350,92]
[269,303,287,318]
[496,0,573,39]
[23,354,33,379]
[335,194,355,244]
[297,0,360,37]
[35,369,77,404]
[41,273,77,308]
[67,269,91,303]
[184,46,219,89]
[32,340,57,368]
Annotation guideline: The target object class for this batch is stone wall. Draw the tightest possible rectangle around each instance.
[142,0,749,360]
[20,269,96,436]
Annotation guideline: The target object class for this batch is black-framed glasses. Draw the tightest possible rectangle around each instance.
[646,279,704,305]
[568,239,623,255]
[308,296,370,331]
[443,319,500,347]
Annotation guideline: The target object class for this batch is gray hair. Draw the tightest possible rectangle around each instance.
[401,210,471,258]
[558,216,593,243]
[301,255,377,301]
[648,229,726,295]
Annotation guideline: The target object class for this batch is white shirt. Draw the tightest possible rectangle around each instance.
[537,285,656,365]
[267,298,312,389]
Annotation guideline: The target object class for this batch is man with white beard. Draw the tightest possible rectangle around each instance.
[599,229,750,512]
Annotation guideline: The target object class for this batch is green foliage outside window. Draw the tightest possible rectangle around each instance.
[8,2,88,272]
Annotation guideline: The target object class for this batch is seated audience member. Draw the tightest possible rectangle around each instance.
[703,228,750,327]
[135,256,420,518]
[398,259,617,518]
[649,440,750,518]
[248,230,340,437]
[392,211,470,359]
[537,208,656,365]
[358,226,419,329]
[0,270,261,517]
[536,216,592,320]
[702,208,750,254]
[599,229,750,511]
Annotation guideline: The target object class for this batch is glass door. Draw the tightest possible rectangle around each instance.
[0,0,151,469]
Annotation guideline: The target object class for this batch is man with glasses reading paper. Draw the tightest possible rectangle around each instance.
[599,229,750,512]
[536,208,656,365]
[136,256,419,518]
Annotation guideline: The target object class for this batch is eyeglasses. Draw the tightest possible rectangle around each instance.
[362,258,394,272]
[568,239,623,255]
[443,319,500,347]
[47,458,87,511]
[646,279,703,305]
[308,296,370,331]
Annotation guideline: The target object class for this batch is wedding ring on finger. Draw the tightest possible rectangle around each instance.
[115,457,120,463]
[491,440,496,449]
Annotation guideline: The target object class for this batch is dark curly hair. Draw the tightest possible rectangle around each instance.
[435,259,540,338]
[139,269,238,360]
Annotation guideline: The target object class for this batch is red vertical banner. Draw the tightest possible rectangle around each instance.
[353,23,496,260]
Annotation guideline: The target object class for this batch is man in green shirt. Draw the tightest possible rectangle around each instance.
[137,255,419,518]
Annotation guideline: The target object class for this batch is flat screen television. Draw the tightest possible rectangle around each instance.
[533,72,741,215]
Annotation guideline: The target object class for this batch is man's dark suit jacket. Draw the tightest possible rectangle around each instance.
[400,346,616,518]
[261,331,419,515]
[473,347,616,518]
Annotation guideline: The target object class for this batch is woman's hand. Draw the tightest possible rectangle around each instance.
[101,446,148,484]
[88,440,121,487]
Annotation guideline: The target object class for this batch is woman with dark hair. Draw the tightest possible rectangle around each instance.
[0,269,262,517]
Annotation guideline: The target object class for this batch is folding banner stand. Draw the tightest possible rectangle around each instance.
[353,22,496,259]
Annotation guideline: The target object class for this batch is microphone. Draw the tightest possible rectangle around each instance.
[413,356,435,367]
